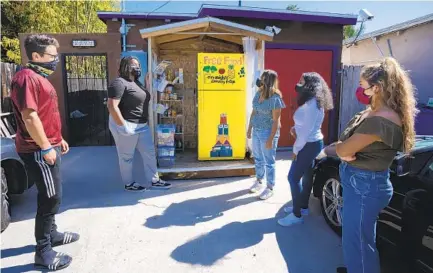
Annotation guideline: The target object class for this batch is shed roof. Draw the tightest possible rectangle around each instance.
[344,13,433,45]
[98,4,358,25]
[139,16,274,45]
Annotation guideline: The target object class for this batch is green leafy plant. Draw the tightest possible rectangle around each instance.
[1,0,120,64]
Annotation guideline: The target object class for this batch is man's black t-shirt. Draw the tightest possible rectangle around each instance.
[108,77,150,124]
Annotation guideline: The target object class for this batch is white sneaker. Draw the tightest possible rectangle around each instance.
[278,213,304,227]
[249,180,263,193]
[283,206,309,216]
[259,188,274,200]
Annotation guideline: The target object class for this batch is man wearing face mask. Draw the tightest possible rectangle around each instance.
[107,56,171,192]
[11,34,79,270]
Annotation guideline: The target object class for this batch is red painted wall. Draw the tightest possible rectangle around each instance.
[265,49,333,147]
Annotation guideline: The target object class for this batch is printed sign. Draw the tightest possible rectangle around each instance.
[72,40,96,48]
[198,53,246,91]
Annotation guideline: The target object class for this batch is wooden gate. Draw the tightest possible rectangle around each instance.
[338,65,366,135]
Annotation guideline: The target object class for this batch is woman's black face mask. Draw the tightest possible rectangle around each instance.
[256,78,263,88]
[131,65,142,79]
[295,83,305,93]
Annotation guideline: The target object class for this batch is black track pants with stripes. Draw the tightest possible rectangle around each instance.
[19,147,62,253]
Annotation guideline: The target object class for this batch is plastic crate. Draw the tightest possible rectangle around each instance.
[158,156,175,167]
[158,147,175,157]
[156,124,175,147]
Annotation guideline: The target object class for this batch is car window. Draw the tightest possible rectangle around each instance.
[410,152,432,175]
[423,161,433,181]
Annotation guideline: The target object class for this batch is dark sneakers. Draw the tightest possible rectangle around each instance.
[35,250,72,271]
[51,232,80,247]
[125,182,147,192]
[151,179,172,189]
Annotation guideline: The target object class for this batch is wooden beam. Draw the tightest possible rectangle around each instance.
[159,38,202,50]
[210,22,273,42]
[156,34,199,44]
[199,26,210,41]
[256,40,263,50]
[207,34,243,45]
[140,21,209,39]
[203,37,241,50]
[151,37,159,56]
[148,37,155,143]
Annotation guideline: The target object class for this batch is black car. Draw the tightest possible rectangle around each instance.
[312,136,433,273]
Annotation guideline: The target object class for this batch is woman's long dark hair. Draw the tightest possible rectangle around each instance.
[297,72,334,110]
[118,56,140,79]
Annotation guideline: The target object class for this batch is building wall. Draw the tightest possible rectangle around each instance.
[342,21,433,104]
[19,33,121,140]
[105,18,344,50]
[105,17,345,142]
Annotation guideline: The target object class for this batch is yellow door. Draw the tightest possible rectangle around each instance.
[198,90,246,160]
[197,53,246,160]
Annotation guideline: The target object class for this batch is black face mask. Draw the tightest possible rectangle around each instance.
[295,83,305,93]
[131,66,142,79]
[295,83,314,106]
[256,78,263,88]
[30,59,58,73]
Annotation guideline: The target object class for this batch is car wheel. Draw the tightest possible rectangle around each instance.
[319,171,343,236]
[1,167,11,233]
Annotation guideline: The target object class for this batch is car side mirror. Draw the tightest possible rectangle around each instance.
[392,155,412,177]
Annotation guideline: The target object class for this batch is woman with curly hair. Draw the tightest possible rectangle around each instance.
[247,70,286,200]
[321,57,418,273]
[278,72,334,226]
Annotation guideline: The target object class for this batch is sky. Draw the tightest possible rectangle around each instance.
[123,1,433,33]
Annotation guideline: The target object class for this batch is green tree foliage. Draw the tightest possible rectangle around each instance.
[286,4,299,10]
[1,0,120,64]
[343,24,366,40]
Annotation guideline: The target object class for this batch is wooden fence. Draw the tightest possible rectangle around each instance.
[1,62,21,138]
[338,65,366,135]
[1,62,21,113]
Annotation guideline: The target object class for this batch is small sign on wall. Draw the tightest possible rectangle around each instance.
[72,40,96,48]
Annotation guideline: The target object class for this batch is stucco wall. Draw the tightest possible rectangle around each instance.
[342,21,433,104]
[105,18,344,50]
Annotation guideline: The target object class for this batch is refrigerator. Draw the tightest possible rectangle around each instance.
[197,53,246,161]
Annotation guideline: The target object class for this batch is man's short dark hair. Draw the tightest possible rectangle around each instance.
[24,34,59,60]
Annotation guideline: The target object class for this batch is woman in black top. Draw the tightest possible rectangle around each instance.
[107,56,171,191]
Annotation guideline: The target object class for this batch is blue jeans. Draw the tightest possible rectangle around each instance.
[288,140,323,216]
[339,162,393,273]
[252,128,279,189]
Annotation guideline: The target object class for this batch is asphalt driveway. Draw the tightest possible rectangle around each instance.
[1,147,344,273]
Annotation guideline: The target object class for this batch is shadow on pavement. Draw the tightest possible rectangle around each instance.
[0,263,43,273]
[144,189,258,229]
[170,202,345,272]
[1,244,34,259]
[8,146,249,224]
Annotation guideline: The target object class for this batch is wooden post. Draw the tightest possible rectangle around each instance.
[148,37,155,143]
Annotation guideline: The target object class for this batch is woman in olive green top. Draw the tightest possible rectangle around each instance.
[320,57,418,273]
